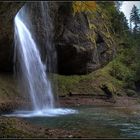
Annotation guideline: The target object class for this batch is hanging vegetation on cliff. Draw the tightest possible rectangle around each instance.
[72,1,96,15]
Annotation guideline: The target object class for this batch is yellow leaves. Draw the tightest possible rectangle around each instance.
[72,1,96,15]
[83,1,96,10]
[73,1,82,13]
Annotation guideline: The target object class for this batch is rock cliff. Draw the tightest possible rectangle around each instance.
[0,2,116,74]
[0,2,24,72]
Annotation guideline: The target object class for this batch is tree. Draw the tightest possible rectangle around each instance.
[130,5,140,34]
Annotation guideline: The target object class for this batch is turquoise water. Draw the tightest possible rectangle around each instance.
[24,105,140,138]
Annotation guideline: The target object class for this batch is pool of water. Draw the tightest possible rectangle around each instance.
[23,105,140,138]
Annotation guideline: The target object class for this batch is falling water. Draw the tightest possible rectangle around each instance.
[6,2,77,117]
[15,14,55,110]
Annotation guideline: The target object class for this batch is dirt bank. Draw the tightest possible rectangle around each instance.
[58,95,139,107]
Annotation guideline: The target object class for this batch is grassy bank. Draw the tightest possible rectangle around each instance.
[53,62,125,97]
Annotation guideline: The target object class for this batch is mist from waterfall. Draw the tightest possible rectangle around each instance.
[9,2,77,117]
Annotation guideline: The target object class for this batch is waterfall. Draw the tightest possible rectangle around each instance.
[6,2,77,117]
[14,13,55,110]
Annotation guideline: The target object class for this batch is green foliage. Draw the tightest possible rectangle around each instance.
[97,1,129,35]
[109,34,140,90]
[106,82,117,95]
[110,60,135,82]
[56,75,80,93]
[104,2,140,90]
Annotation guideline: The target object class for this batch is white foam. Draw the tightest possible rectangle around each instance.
[4,108,78,118]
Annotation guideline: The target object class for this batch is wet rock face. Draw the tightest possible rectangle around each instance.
[0,2,116,75]
[0,2,24,72]
[54,2,116,75]
[55,4,95,74]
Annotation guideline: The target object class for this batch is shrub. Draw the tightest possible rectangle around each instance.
[110,60,135,82]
